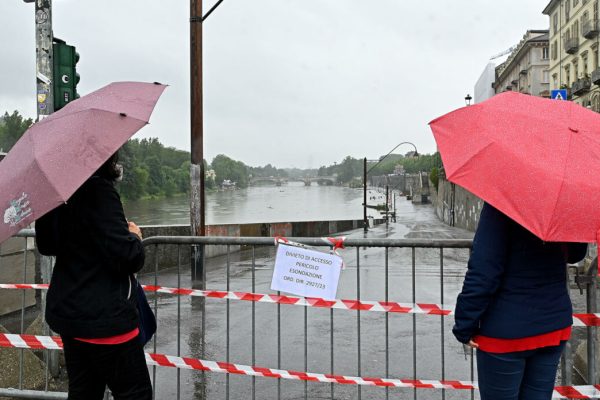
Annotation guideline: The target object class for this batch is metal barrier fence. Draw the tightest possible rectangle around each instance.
[0,232,598,399]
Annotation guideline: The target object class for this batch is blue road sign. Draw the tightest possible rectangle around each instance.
[551,89,568,100]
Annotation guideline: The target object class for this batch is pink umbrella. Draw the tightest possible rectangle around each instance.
[429,91,600,244]
[0,81,167,244]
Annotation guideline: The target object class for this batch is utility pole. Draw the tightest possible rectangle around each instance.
[34,0,54,118]
[190,0,205,281]
[28,0,59,378]
[363,157,368,232]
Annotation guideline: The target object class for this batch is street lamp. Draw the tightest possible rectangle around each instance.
[465,94,473,106]
[363,142,419,231]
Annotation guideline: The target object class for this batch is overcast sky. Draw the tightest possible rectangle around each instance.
[1,1,548,169]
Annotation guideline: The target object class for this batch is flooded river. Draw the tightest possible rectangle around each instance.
[123,183,387,225]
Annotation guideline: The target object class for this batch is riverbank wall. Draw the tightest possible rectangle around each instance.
[139,218,384,273]
[430,177,483,232]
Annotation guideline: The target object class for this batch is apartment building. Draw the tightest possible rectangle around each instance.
[495,30,550,98]
[543,0,600,109]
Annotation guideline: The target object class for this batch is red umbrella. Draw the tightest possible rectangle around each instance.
[0,81,167,244]
[429,91,600,244]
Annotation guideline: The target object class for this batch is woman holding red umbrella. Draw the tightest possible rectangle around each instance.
[453,203,587,400]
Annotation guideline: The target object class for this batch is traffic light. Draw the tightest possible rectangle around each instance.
[52,39,80,111]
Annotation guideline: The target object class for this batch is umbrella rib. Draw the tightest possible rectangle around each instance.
[546,130,573,241]
[30,134,65,202]
[36,108,151,127]
[445,141,495,182]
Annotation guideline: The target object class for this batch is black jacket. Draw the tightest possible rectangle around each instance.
[35,176,145,338]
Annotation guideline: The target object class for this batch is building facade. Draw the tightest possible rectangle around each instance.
[475,63,498,104]
[543,0,600,109]
[495,30,550,98]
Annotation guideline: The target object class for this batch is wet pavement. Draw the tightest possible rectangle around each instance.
[139,193,593,400]
[139,193,484,400]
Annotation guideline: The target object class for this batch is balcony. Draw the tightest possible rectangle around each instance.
[592,68,600,85]
[582,20,600,39]
[572,77,591,95]
[564,37,580,54]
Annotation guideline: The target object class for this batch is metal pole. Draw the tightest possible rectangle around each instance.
[385,185,389,226]
[190,0,205,281]
[363,157,368,232]
[34,0,54,118]
[587,258,598,384]
[32,0,60,377]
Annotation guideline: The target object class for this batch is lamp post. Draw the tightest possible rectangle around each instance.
[465,94,473,106]
[363,142,419,231]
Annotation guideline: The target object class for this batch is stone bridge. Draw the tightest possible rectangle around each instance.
[249,176,337,186]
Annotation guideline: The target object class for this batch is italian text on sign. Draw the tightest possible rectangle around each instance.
[271,244,342,300]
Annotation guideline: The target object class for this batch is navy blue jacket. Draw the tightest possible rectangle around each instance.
[452,203,587,344]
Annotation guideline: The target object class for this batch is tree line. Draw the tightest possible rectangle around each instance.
[316,153,443,186]
[1,110,443,200]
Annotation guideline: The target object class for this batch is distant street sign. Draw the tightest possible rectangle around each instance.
[551,89,568,100]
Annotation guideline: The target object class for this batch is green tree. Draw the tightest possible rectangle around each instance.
[211,154,249,188]
[0,111,33,151]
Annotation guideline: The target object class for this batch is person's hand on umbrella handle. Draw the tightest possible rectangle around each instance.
[467,339,479,349]
[128,221,142,240]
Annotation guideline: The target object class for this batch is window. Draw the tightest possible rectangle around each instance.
[574,0,579,7]
[574,21,580,37]
[542,47,549,59]
[583,57,588,75]
[542,70,550,83]
[554,13,559,34]
[574,62,579,79]
[595,2,599,20]
[582,12,590,33]
[552,41,558,60]
[595,50,599,70]
[566,0,571,21]
[553,73,559,88]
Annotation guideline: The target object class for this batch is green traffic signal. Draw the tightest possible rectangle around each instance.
[52,39,79,111]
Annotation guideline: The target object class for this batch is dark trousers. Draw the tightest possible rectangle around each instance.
[476,342,565,400]
[62,336,152,400]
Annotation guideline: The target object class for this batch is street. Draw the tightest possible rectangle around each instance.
[140,195,478,400]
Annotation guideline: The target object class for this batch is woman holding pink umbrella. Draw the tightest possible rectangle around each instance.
[36,153,152,399]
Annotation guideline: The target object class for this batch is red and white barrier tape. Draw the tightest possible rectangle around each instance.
[0,333,597,398]
[2,283,600,326]
[0,283,49,290]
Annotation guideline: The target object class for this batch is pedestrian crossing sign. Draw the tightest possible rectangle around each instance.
[551,89,568,100]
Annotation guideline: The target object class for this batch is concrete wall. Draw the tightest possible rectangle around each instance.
[139,219,383,273]
[430,177,483,232]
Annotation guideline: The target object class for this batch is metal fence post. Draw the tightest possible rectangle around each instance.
[587,257,598,384]
[40,255,59,378]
